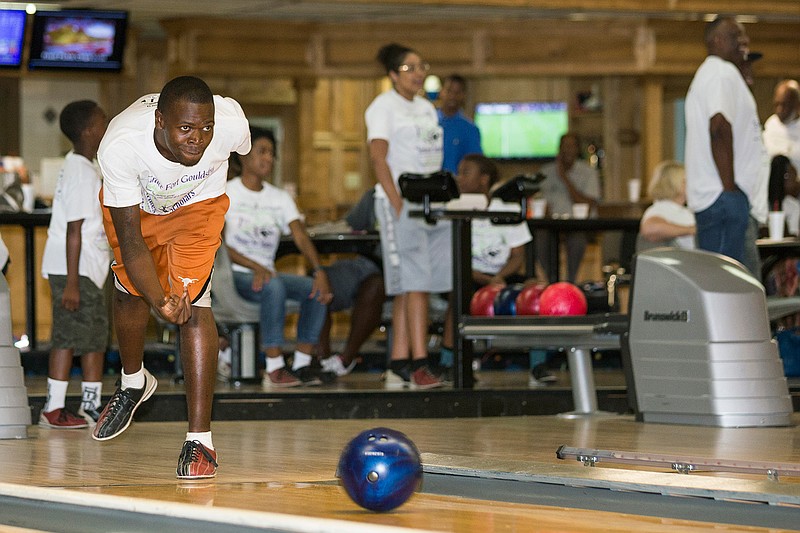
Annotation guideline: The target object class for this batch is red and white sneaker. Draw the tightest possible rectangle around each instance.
[410,366,443,390]
[39,408,89,429]
[262,367,301,388]
[177,440,218,479]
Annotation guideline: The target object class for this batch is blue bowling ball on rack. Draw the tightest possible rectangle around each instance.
[336,427,423,512]
[493,284,524,315]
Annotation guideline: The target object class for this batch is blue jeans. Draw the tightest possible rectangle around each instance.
[233,271,327,348]
[694,189,750,265]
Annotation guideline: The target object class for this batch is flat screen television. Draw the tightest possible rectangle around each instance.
[0,9,27,69]
[28,9,128,71]
[474,102,569,160]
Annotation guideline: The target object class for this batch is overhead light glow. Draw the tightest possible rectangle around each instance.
[26,4,36,15]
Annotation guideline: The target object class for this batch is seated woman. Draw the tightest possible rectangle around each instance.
[638,161,696,251]
[224,126,333,388]
[768,155,800,237]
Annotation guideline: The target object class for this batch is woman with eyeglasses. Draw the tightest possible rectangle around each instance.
[365,42,448,389]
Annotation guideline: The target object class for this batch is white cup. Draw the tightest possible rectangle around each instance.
[628,179,641,202]
[528,198,547,219]
[21,184,34,212]
[572,203,589,219]
[768,211,786,240]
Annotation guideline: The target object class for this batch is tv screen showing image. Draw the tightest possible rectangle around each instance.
[474,102,569,160]
[0,9,27,68]
[28,9,127,71]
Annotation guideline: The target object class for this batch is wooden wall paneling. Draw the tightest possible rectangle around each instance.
[316,22,474,76]
[649,20,800,77]
[484,20,641,76]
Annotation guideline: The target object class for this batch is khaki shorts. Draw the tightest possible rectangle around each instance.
[101,190,228,307]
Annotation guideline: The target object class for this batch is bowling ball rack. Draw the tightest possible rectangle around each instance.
[461,313,629,418]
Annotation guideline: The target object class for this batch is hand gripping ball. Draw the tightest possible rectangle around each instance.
[337,427,423,512]
[538,282,588,316]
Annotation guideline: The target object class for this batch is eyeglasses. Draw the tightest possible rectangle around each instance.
[397,63,430,73]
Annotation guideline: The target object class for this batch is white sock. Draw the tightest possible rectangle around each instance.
[266,355,286,374]
[186,431,214,450]
[81,381,103,410]
[44,378,68,412]
[121,365,145,390]
[292,351,312,371]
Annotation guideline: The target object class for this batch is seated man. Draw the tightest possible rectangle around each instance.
[318,189,386,376]
[439,154,554,384]
[536,133,601,282]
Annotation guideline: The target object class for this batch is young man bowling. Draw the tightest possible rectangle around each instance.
[92,76,251,479]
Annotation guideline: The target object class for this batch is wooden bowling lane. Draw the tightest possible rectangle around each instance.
[0,416,799,532]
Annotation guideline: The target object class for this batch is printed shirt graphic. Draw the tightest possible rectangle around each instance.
[224,178,301,273]
[98,93,251,215]
[471,199,532,274]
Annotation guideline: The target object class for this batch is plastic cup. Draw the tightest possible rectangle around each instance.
[528,198,547,219]
[572,203,589,219]
[628,179,641,202]
[768,211,786,240]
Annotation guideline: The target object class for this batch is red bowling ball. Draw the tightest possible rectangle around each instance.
[515,283,547,315]
[470,285,502,316]
[538,282,588,316]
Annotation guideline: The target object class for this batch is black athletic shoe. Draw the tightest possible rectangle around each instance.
[291,366,323,386]
[92,369,158,441]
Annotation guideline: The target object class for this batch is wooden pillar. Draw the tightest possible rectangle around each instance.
[294,76,319,208]
[643,77,664,193]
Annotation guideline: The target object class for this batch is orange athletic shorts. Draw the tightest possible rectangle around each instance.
[100,189,229,306]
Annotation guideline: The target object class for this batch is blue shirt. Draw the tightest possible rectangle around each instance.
[438,109,482,174]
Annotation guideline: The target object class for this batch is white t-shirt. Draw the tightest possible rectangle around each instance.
[641,199,696,250]
[763,114,800,173]
[471,198,533,275]
[685,56,767,212]
[537,160,600,216]
[98,94,251,215]
[224,178,301,273]
[41,151,110,288]
[365,89,443,198]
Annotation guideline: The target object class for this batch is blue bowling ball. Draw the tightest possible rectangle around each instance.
[493,284,524,315]
[337,427,422,512]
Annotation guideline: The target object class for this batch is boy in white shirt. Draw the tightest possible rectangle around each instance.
[40,100,109,429]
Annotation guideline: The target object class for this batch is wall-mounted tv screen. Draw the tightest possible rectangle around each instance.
[474,102,569,160]
[28,9,127,71]
[0,9,27,68]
